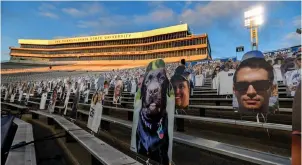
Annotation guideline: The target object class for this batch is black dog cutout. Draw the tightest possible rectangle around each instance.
[136,68,170,165]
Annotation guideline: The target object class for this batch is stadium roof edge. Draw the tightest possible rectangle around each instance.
[18,24,198,45]
[262,45,301,54]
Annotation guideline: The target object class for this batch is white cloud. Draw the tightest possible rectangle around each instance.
[179,1,254,27]
[38,3,56,11]
[184,1,192,9]
[147,1,164,8]
[62,3,103,17]
[77,20,101,28]
[68,1,275,39]
[133,6,176,25]
[76,15,130,34]
[293,15,301,28]
[62,8,84,17]
[38,3,59,19]
[39,12,59,19]
[281,32,301,47]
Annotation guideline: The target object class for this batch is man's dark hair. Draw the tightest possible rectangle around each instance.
[233,58,274,83]
[181,59,186,65]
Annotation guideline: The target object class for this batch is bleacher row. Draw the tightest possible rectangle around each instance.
[1,76,293,165]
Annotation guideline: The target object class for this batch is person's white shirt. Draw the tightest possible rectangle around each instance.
[40,92,48,109]
[195,74,204,87]
[212,75,218,89]
[273,64,283,83]
[217,69,235,95]
[131,80,137,94]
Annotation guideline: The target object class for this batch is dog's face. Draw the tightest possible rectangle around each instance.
[142,68,168,117]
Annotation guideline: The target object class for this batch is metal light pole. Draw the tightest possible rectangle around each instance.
[244,6,264,51]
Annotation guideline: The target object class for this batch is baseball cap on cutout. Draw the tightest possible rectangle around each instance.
[242,50,265,61]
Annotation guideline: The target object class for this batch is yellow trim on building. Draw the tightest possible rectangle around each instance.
[18,24,188,45]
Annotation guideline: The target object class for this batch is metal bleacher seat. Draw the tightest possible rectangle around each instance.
[73,109,291,165]
[29,110,142,165]
[5,118,36,165]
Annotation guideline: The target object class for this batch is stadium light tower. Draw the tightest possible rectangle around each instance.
[244,6,264,50]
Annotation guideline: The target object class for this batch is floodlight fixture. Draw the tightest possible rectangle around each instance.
[244,15,264,27]
[244,6,264,51]
[244,6,264,19]
[244,6,264,28]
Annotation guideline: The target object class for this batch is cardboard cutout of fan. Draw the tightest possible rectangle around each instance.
[130,59,175,165]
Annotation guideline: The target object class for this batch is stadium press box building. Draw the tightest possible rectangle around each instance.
[7,24,211,73]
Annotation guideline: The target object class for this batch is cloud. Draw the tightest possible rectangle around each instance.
[62,2,103,17]
[293,15,301,27]
[281,32,301,47]
[38,3,56,11]
[39,12,59,19]
[38,3,59,19]
[183,1,192,9]
[77,20,101,28]
[133,6,176,25]
[62,8,84,17]
[147,1,164,8]
[76,15,130,34]
[179,1,254,27]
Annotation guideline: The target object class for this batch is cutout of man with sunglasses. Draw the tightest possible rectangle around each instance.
[233,57,277,113]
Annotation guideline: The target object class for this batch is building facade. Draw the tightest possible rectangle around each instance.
[10,24,211,67]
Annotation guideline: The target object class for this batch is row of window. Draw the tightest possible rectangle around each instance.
[12,48,207,61]
[13,38,206,55]
[20,32,189,49]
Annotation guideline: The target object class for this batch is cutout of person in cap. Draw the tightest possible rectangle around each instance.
[171,69,190,109]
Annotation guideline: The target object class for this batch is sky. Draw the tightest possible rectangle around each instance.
[1,1,301,62]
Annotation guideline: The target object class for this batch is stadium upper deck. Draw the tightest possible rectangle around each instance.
[9,24,211,67]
